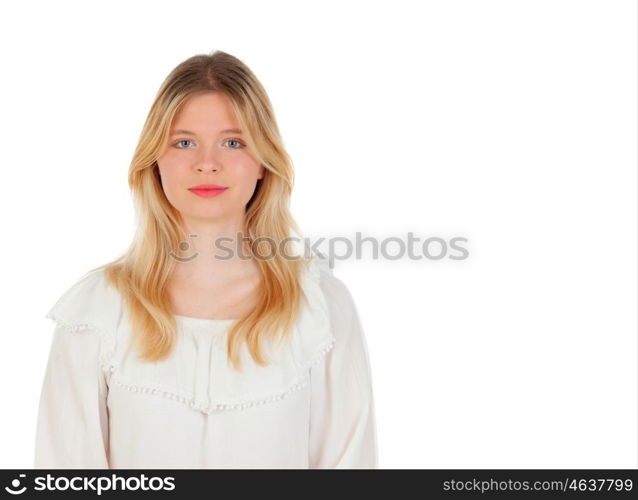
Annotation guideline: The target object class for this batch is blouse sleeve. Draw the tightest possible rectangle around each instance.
[308,271,379,468]
[34,323,110,469]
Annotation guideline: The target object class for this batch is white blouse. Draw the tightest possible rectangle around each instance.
[34,256,378,469]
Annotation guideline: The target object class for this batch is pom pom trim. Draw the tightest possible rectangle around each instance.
[45,313,336,413]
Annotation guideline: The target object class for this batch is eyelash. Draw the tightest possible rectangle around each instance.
[172,138,245,149]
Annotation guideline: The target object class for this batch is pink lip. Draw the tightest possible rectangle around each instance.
[188,186,228,198]
[190,184,226,190]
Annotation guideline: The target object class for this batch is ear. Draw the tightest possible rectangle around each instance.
[258,164,265,180]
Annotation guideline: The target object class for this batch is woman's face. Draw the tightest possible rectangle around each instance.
[157,91,264,227]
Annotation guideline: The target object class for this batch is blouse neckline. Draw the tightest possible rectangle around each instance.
[173,313,238,326]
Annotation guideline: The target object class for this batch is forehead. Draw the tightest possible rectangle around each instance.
[171,127,242,136]
[171,92,241,134]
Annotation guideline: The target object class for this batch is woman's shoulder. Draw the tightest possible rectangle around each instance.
[306,255,361,336]
[45,267,123,364]
[46,267,121,323]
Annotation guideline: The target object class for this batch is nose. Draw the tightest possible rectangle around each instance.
[195,146,222,173]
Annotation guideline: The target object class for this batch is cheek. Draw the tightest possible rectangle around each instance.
[232,157,262,179]
[236,166,262,192]
[159,151,184,172]
[159,153,190,179]
[158,163,188,200]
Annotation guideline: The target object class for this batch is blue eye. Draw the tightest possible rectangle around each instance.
[172,138,245,149]
[174,139,194,149]
[225,138,245,149]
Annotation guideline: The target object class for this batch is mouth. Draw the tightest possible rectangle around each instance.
[188,185,228,198]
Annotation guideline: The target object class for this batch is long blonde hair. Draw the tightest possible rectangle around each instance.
[91,50,311,371]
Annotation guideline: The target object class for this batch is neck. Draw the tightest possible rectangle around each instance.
[171,217,258,286]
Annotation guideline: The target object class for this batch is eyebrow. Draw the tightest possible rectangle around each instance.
[170,128,243,136]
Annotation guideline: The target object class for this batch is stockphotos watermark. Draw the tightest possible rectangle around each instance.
[168,231,469,268]
[4,472,175,495]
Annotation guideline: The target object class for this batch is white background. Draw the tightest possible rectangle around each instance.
[0,0,635,468]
